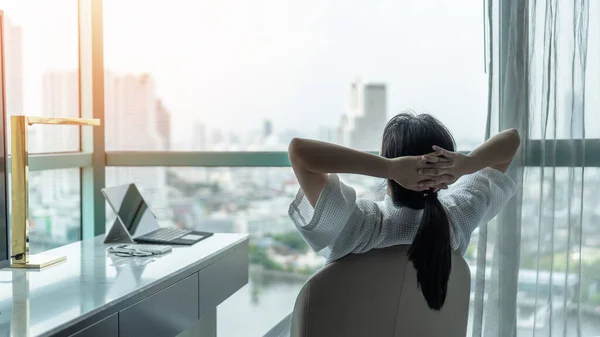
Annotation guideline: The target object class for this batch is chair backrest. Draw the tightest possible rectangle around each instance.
[290,245,471,337]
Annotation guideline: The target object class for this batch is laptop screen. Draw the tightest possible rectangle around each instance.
[102,184,159,238]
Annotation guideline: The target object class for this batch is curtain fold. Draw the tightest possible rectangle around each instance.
[473,1,599,336]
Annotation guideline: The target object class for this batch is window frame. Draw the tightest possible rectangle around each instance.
[0,12,8,268]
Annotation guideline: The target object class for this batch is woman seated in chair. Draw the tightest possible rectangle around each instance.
[287,111,520,310]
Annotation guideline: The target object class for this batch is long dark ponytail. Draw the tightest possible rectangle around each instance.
[407,191,452,310]
[381,112,455,311]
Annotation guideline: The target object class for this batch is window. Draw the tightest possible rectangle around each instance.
[527,0,600,140]
[466,168,600,335]
[515,167,600,334]
[101,165,599,336]
[8,169,82,254]
[0,1,82,256]
[97,1,600,336]
[103,0,487,152]
[106,166,323,334]
[103,2,489,334]
[104,167,385,335]
[0,1,80,153]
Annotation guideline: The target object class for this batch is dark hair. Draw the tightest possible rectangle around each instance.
[381,111,455,311]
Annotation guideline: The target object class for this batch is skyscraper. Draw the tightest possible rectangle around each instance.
[263,120,273,139]
[5,18,81,238]
[339,79,364,147]
[192,121,207,151]
[105,72,166,151]
[40,71,80,205]
[341,80,388,150]
[155,99,171,150]
[337,114,348,145]
[3,16,23,151]
[41,71,80,151]
[104,72,167,217]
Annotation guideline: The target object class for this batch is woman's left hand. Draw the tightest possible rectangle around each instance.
[419,146,471,186]
[388,150,455,192]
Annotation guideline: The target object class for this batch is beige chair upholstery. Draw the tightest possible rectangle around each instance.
[290,245,471,337]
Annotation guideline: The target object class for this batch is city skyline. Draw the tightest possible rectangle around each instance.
[2,0,494,148]
[9,66,596,154]
[3,1,597,152]
[102,0,491,144]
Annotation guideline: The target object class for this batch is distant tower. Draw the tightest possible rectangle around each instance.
[155,99,171,150]
[40,71,80,204]
[192,122,207,150]
[263,120,273,139]
[342,80,387,150]
[104,72,167,216]
[104,72,165,151]
[338,79,364,146]
[4,16,24,151]
[337,114,348,145]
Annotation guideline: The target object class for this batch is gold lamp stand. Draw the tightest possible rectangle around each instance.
[10,116,100,269]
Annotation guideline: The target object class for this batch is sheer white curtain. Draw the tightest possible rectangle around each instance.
[472,0,600,336]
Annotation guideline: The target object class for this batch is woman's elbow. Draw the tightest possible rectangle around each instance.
[288,138,306,166]
[288,137,301,153]
[507,128,521,147]
[500,128,521,158]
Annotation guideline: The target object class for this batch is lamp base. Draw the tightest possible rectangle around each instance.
[11,255,67,269]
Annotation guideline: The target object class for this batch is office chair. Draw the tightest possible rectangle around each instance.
[265,244,471,337]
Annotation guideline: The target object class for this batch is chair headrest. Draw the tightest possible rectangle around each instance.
[291,245,471,337]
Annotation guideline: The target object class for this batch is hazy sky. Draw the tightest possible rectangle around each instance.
[1,0,598,148]
[103,0,490,146]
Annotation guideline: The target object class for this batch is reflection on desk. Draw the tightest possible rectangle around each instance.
[0,233,249,337]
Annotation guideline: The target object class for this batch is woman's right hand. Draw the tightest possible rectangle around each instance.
[419,145,474,186]
[387,150,455,192]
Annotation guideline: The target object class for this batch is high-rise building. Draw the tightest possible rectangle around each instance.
[263,120,273,139]
[155,99,171,150]
[339,79,364,147]
[40,71,80,205]
[104,72,167,218]
[186,122,209,182]
[349,80,364,120]
[341,80,388,150]
[564,92,584,139]
[337,114,349,145]
[260,120,281,150]
[41,71,79,150]
[105,72,166,151]
[4,18,80,235]
[210,129,225,149]
[364,84,387,125]
[192,121,207,151]
[4,16,24,151]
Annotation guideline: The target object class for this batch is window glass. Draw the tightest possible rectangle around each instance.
[8,168,82,254]
[104,0,488,152]
[0,1,80,153]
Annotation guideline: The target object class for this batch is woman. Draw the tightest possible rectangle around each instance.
[287,112,520,310]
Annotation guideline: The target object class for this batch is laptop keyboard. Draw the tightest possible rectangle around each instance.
[142,228,192,241]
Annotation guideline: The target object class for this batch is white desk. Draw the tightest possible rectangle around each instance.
[0,233,249,337]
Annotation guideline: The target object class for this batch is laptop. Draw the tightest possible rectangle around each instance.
[102,183,213,245]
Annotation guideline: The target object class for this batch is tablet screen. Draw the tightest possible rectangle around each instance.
[103,184,159,238]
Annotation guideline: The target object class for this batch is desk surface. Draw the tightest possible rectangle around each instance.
[0,233,248,337]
